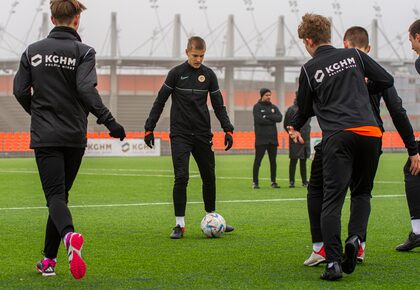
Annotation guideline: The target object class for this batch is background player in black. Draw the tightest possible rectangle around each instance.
[283,97,310,188]
[144,36,234,239]
[13,0,126,279]
[293,14,394,280]
[396,19,420,251]
[252,88,283,189]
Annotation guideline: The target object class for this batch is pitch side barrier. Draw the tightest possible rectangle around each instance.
[0,131,417,157]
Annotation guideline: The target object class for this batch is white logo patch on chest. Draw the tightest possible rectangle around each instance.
[198,75,206,82]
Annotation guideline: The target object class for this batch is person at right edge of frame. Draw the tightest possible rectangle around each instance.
[289,14,394,281]
[13,0,126,280]
[252,88,283,189]
[144,36,235,239]
[283,95,310,188]
[396,19,420,252]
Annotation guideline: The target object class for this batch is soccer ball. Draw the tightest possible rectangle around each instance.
[200,212,226,238]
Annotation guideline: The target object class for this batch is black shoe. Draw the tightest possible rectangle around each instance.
[170,225,184,239]
[302,181,309,187]
[252,183,260,189]
[271,182,280,188]
[289,181,295,188]
[396,232,420,251]
[225,224,234,233]
[342,235,360,274]
[320,261,343,281]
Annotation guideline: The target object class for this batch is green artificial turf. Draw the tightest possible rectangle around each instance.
[0,154,419,289]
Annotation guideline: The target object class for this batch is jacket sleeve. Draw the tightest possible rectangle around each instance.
[283,108,292,131]
[266,104,283,123]
[382,86,417,156]
[144,68,176,132]
[253,104,275,125]
[76,48,114,124]
[293,66,315,131]
[356,49,394,93]
[209,70,234,132]
[13,51,32,115]
[283,106,298,131]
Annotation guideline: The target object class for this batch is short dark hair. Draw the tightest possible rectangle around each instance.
[409,19,420,37]
[50,0,86,24]
[187,36,206,51]
[343,26,369,49]
[298,13,331,45]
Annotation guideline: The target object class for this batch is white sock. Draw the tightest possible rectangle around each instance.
[327,262,334,268]
[313,242,323,252]
[176,216,185,228]
[411,219,420,235]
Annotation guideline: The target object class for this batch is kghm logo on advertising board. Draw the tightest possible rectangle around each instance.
[121,142,130,153]
[30,54,77,70]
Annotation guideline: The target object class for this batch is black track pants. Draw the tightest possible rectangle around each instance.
[307,143,324,243]
[253,144,278,184]
[321,132,381,262]
[404,144,420,219]
[171,134,215,217]
[289,158,307,184]
[35,147,85,259]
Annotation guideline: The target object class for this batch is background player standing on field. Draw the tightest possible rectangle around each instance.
[292,14,394,281]
[13,0,126,279]
[283,96,310,188]
[396,19,420,251]
[252,88,283,189]
[144,36,235,239]
[300,25,420,268]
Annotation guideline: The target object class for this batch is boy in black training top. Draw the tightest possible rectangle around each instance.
[144,36,235,239]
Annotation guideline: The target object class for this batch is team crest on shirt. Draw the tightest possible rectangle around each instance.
[271,108,275,113]
[198,75,206,82]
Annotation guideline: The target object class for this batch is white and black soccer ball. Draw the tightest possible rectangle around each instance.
[200,212,226,238]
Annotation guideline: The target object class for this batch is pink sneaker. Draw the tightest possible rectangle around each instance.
[65,232,86,279]
[36,258,56,276]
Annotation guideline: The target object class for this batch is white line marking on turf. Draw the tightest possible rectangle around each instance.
[0,169,405,184]
[0,194,405,211]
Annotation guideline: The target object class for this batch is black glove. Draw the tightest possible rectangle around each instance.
[105,119,126,141]
[224,132,233,151]
[144,131,154,148]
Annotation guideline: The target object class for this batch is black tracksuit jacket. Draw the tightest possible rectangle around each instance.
[145,61,234,135]
[253,100,283,146]
[293,45,394,139]
[13,26,114,148]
